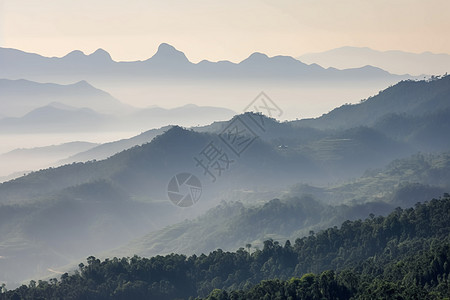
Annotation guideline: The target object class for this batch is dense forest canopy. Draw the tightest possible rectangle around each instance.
[1,195,449,299]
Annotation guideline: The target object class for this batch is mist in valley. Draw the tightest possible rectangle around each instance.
[1,69,450,287]
[1,4,450,297]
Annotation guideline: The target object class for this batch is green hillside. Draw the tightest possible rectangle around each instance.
[2,195,449,299]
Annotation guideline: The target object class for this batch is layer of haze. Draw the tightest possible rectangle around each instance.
[1,0,450,62]
[1,0,450,288]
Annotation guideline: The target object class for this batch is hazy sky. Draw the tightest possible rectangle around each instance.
[1,0,449,62]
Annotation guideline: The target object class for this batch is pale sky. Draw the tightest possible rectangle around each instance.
[1,0,449,62]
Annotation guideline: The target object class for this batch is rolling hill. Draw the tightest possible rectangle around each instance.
[0,76,449,287]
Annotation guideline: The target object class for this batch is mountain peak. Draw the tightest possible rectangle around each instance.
[158,43,177,53]
[47,102,78,111]
[89,48,112,61]
[73,80,93,88]
[148,43,190,64]
[239,52,271,65]
[246,52,269,60]
[63,50,86,59]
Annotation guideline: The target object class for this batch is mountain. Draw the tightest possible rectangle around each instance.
[2,76,447,201]
[0,113,442,285]
[0,180,181,286]
[298,46,450,76]
[373,108,450,152]
[145,43,191,68]
[111,197,392,261]
[0,103,114,133]
[0,127,234,285]
[0,118,392,283]
[3,195,450,299]
[0,102,235,134]
[6,74,448,190]
[0,45,415,121]
[58,126,172,164]
[289,152,450,207]
[2,141,97,157]
[0,44,412,83]
[0,78,236,133]
[0,79,132,117]
[110,151,450,261]
[0,109,416,204]
[0,101,235,177]
[235,53,394,80]
[0,47,114,78]
[128,104,236,129]
[296,75,450,130]
[0,123,313,205]
[0,76,449,286]
[0,141,98,180]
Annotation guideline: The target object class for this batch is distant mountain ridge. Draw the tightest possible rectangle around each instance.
[0,43,412,82]
[0,104,113,133]
[0,79,131,116]
[299,46,450,76]
[0,142,98,182]
[0,78,236,133]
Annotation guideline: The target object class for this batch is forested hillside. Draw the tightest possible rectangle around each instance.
[2,195,449,299]
[110,151,450,261]
[1,76,449,288]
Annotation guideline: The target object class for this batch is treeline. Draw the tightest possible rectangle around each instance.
[1,196,449,300]
[201,240,450,299]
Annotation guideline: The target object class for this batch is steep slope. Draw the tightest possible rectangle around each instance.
[297,75,450,130]
[59,126,173,164]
